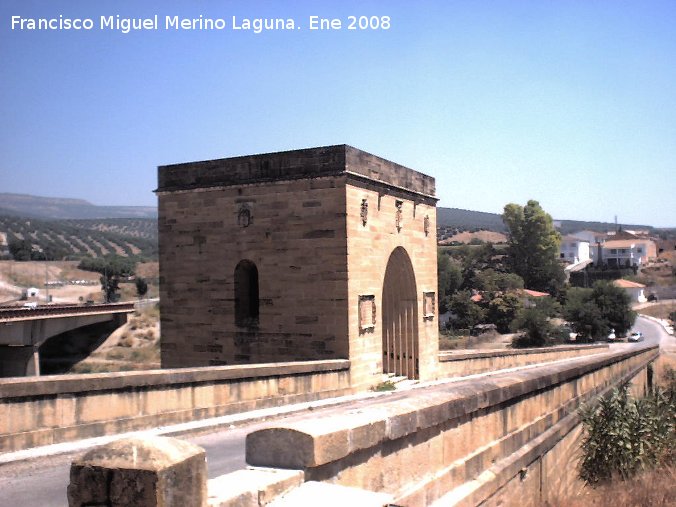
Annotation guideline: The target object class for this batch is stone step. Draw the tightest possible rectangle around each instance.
[267,481,393,507]
[382,374,419,389]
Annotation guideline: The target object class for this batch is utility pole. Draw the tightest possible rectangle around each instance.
[45,263,49,304]
[104,266,109,303]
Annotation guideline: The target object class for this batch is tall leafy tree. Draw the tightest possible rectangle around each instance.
[448,290,486,330]
[135,276,149,298]
[502,200,564,295]
[8,239,33,261]
[486,292,523,333]
[563,282,636,339]
[78,255,136,303]
[437,251,463,314]
[511,306,555,347]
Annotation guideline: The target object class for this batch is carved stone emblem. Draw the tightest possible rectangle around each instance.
[395,200,403,232]
[424,215,430,236]
[360,198,368,226]
[423,292,435,320]
[237,204,252,228]
[359,295,376,332]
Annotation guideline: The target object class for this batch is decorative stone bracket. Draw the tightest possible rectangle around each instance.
[359,295,376,333]
[423,291,435,320]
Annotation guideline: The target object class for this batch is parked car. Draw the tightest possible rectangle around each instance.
[628,332,644,342]
[647,293,659,302]
[22,302,38,309]
[607,329,616,341]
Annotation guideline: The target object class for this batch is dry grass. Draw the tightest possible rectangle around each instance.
[439,332,506,350]
[75,307,161,372]
[0,260,98,287]
[439,230,508,245]
[654,354,676,388]
[136,261,159,278]
[638,303,676,321]
[0,260,160,303]
[546,466,676,507]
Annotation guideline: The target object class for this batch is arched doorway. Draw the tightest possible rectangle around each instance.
[382,247,419,379]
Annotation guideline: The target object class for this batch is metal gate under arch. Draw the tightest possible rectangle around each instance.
[382,247,419,379]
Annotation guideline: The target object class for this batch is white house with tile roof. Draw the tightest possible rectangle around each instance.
[613,279,647,303]
[559,235,590,265]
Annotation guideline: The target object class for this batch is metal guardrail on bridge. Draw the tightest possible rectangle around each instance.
[0,302,136,321]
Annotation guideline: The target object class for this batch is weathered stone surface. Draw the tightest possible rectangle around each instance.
[246,424,348,469]
[156,144,439,390]
[1,360,351,453]
[243,346,657,505]
[67,436,207,507]
[267,481,393,507]
[208,467,304,507]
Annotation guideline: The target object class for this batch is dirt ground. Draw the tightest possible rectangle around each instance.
[439,230,508,245]
[69,305,161,373]
[0,260,159,305]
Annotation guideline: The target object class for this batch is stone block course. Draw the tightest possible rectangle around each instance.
[157,145,438,390]
[245,345,658,504]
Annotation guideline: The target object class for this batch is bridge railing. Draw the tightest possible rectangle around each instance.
[63,345,659,507]
[0,302,135,321]
[0,359,351,453]
[244,344,658,506]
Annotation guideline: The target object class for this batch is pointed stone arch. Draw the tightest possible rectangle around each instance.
[382,246,419,379]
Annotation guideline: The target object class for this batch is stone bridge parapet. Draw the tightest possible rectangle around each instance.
[242,344,658,506]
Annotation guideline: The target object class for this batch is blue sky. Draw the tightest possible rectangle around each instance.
[1,1,674,226]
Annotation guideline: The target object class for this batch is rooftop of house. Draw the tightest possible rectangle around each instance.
[521,289,550,298]
[603,239,648,249]
[613,279,646,289]
[561,235,589,242]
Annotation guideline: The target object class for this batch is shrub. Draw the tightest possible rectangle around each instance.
[511,307,553,348]
[579,384,675,486]
[372,380,396,392]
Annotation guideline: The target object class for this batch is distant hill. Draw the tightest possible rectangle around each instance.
[437,207,658,239]
[437,208,507,232]
[0,193,157,219]
[0,194,665,257]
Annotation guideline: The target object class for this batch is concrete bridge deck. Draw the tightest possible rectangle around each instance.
[0,302,135,377]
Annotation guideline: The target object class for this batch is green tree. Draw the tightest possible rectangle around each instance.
[8,239,33,261]
[437,251,463,314]
[486,292,523,333]
[474,269,524,293]
[502,200,564,295]
[563,282,636,339]
[511,307,554,347]
[448,290,486,330]
[78,255,136,303]
[590,281,636,336]
[135,276,149,298]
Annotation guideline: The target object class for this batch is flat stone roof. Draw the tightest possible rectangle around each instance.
[156,144,436,198]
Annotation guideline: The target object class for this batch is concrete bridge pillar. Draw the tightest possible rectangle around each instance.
[0,345,39,377]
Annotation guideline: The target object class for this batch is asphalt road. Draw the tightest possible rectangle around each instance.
[0,418,277,507]
[0,316,671,507]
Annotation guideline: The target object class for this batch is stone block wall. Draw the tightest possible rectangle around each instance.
[157,145,438,387]
[158,175,349,367]
[244,345,658,506]
[345,183,438,387]
[0,360,350,453]
[438,344,609,378]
